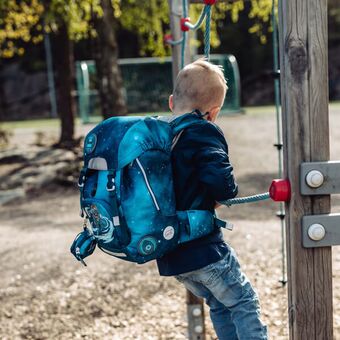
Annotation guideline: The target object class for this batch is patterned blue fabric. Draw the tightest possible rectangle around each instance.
[72,114,225,264]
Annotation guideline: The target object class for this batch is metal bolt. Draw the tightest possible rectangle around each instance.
[192,307,202,317]
[308,223,326,241]
[194,325,203,334]
[306,170,324,188]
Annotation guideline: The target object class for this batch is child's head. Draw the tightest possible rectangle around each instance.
[169,59,228,122]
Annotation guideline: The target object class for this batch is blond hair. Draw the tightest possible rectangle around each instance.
[172,59,228,114]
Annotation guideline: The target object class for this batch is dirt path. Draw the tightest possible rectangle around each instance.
[0,190,289,339]
[1,107,340,339]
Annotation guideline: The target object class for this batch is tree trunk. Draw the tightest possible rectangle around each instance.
[53,21,76,147]
[94,0,127,119]
[0,63,7,121]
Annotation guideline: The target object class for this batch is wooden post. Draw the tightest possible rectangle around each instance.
[168,0,191,84]
[278,0,333,339]
[186,291,206,340]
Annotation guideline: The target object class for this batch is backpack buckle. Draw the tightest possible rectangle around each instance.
[78,175,85,188]
[78,168,87,188]
[106,174,115,191]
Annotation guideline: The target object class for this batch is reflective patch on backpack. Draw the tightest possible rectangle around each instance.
[85,133,97,154]
[163,226,175,240]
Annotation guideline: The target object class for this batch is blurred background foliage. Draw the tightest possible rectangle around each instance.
[0,0,339,146]
[0,0,276,58]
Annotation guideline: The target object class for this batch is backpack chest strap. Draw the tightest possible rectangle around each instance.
[177,210,226,244]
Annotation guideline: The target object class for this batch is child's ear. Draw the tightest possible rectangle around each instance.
[207,106,220,122]
[169,95,174,111]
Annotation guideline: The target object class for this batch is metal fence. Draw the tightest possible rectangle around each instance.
[75,54,241,123]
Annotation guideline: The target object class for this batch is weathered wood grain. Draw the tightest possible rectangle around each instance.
[279,0,333,339]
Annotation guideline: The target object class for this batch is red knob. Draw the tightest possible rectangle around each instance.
[204,0,216,4]
[181,17,190,32]
[269,179,291,202]
[164,34,173,44]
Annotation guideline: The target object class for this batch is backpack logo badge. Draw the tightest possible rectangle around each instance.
[138,236,157,256]
[163,226,175,240]
[85,133,97,154]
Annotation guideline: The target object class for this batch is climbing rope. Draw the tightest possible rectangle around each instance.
[166,38,183,46]
[220,178,290,207]
[204,5,212,59]
[181,0,189,69]
[165,0,214,68]
[185,5,208,30]
[221,192,271,207]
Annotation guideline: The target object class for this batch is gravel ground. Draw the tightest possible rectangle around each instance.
[1,107,340,339]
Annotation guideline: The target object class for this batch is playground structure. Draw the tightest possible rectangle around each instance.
[0,0,337,338]
[167,0,334,339]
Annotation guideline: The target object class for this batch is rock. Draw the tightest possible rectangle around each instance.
[0,144,82,193]
[24,170,57,190]
[0,189,25,205]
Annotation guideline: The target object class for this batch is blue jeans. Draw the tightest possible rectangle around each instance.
[175,246,268,340]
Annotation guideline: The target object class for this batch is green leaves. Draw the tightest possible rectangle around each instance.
[0,0,102,58]
[0,0,43,58]
[0,0,277,59]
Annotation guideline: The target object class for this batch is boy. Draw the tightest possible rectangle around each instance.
[157,60,268,340]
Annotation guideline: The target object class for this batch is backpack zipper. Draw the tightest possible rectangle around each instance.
[136,158,160,211]
[98,244,127,258]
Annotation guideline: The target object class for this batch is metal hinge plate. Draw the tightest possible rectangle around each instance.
[300,161,340,195]
[302,213,340,248]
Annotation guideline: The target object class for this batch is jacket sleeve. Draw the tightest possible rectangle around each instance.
[192,122,238,202]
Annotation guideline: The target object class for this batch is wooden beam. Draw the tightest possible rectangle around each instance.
[278,0,333,339]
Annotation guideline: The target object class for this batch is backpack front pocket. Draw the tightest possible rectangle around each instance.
[83,198,130,250]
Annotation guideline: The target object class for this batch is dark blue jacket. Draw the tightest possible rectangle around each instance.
[157,113,238,276]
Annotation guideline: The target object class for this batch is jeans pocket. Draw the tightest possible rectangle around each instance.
[175,263,218,286]
[191,266,219,286]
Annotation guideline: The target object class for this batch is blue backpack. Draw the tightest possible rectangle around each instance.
[70,112,226,265]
